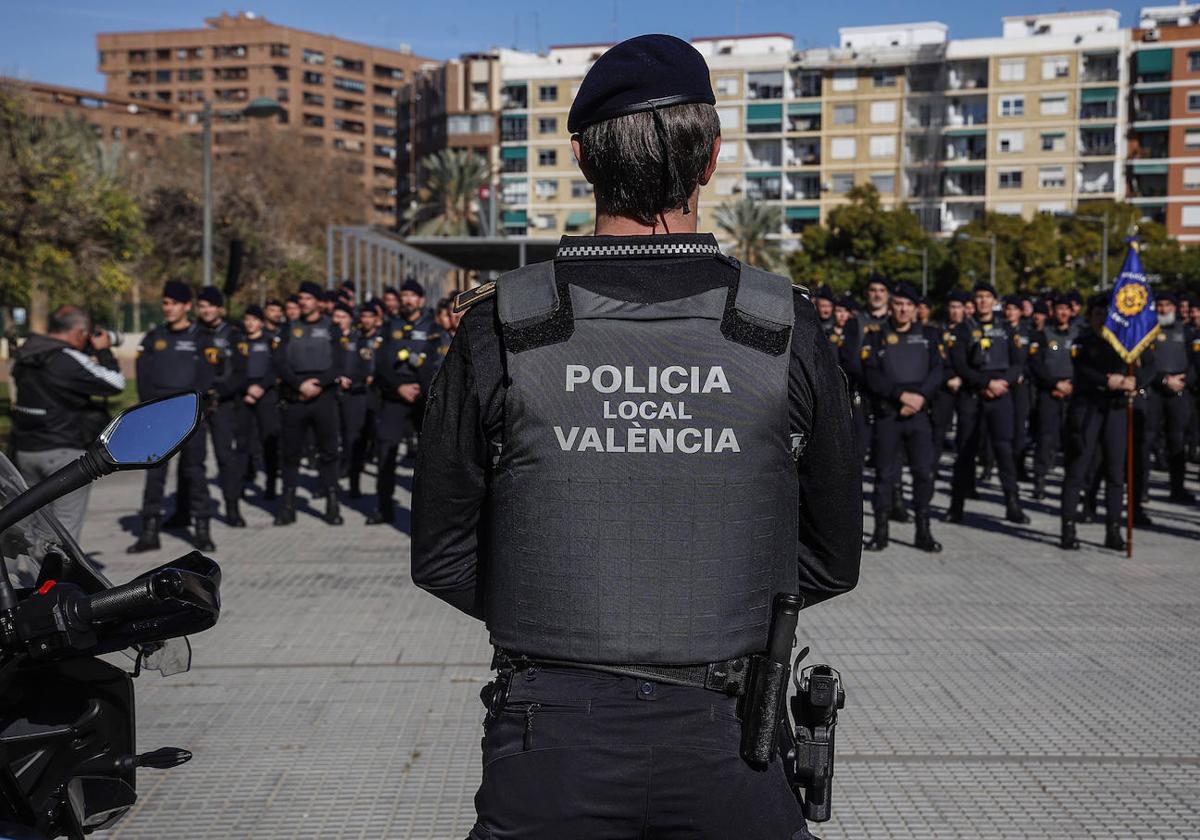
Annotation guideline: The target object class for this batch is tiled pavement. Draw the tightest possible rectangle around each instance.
[79,457,1199,839]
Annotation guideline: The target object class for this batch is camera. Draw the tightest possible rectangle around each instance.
[92,328,123,348]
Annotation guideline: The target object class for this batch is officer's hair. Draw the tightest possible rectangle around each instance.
[48,305,89,335]
[577,103,721,226]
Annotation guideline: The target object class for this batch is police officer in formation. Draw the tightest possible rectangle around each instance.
[1147,292,1194,505]
[332,302,377,500]
[195,286,249,528]
[242,305,280,500]
[1028,295,1080,500]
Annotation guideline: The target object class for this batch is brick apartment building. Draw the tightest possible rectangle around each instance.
[1,77,180,145]
[96,12,437,225]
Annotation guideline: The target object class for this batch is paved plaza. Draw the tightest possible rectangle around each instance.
[80,457,1200,840]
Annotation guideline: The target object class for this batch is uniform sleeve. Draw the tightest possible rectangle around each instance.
[213,331,248,399]
[411,310,490,620]
[194,332,216,394]
[916,329,944,401]
[1073,340,1109,394]
[374,339,402,397]
[1027,330,1052,389]
[860,331,894,404]
[790,297,861,608]
[272,335,304,389]
[1004,325,1026,386]
[949,323,987,389]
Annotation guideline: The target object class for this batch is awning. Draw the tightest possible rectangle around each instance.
[1080,124,1115,132]
[1136,49,1172,75]
[1137,87,1171,96]
[1080,87,1117,103]
[565,211,592,228]
[943,164,986,172]
[1135,126,1169,133]
[501,210,527,225]
[944,127,986,136]
[500,146,527,160]
[1130,163,1169,175]
[786,206,820,220]
[1040,131,1066,138]
[744,171,781,180]
[788,102,821,116]
[746,103,783,124]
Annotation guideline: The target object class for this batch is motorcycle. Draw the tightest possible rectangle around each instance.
[0,392,222,839]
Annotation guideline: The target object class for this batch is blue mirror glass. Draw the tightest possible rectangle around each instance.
[100,393,200,467]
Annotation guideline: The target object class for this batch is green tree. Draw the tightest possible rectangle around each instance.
[0,89,146,332]
[403,149,492,236]
[713,198,782,268]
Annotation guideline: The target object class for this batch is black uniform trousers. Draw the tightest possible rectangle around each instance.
[280,389,339,493]
[338,390,374,488]
[246,389,280,491]
[872,411,936,515]
[1033,390,1070,481]
[469,666,813,840]
[141,417,209,518]
[209,399,250,508]
[1061,399,1126,525]
[1012,379,1032,463]
[1147,390,1193,494]
[851,392,871,462]
[375,397,420,509]
[931,389,956,454]
[952,390,1019,500]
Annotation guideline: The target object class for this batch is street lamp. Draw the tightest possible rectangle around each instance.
[1067,212,1111,290]
[200,97,285,288]
[895,244,929,297]
[955,231,996,287]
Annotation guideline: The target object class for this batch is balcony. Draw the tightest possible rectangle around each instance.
[905,65,944,94]
[744,173,783,201]
[785,138,821,166]
[1133,92,1170,122]
[1079,127,1116,157]
[1080,100,1118,120]
[747,72,786,100]
[787,174,821,200]
[1127,170,1167,198]
[942,170,986,197]
[943,202,985,233]
[944,136,987,162]
[787,104,821,132]
[745,139,782,168]
[792,69,821,98]
[1079,162,1115,194]
[1130,130,1168,159]
[947,61,988,91]
[501,85,528,110]
[500,116,527,142]
[1134,48,1171,84]
[1081,53,1119,83]
[946,97,987,127]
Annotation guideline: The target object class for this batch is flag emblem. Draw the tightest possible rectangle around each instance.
[1115,284,1147,317]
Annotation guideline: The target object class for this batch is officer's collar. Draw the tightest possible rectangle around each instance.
[555,232,723,261]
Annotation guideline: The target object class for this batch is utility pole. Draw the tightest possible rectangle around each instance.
[202,101,213,289]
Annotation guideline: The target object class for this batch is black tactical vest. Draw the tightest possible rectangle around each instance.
[1038,323,1079,382]
[206,321,238,387]
[285,315,335,375]
[486,261,799,665]
[340,329,377,385]
[878,322,935,387]
[967,317,1012,373]
[246,334,275,382]
[1153,322,1189,374]
[141,323,206,394]
[383,314,434,385]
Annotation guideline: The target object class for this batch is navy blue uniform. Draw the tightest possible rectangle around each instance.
[273,314,342,496]
[337,326,379,495]
[203,319,249,517]
[1028,321,1080,494]
[244,330,281,497]
[1144,321,1194,501]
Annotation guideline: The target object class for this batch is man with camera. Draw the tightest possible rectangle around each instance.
[10,305,126,540]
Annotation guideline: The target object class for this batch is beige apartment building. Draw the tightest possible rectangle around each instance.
[96,12,436,225]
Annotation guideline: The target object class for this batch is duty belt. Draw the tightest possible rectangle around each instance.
[492,648,751,696]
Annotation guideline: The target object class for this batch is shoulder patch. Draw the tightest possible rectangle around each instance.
[864,324,880,334]
[454,281,497,313]
[791,282,810,299]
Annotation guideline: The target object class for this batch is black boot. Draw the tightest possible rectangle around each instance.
[1032,475,1046,501]
[1132,507,1154,528]
[888,487,911,523]
[192,518,216,552]
[348,477,362,500]
[225,497,246,528]
[946,494,965,523]
[1060,519,1080,550]
[323,489,343,526]
[274,488,296,526]
[913,512,943,553]
[162,509,191,530]
[864,512,889,552]
[127,515,161,554]
[365,502,394,526]
[263,477,277,501]
[1104,520,1126,552]
[1004,491,1030,525]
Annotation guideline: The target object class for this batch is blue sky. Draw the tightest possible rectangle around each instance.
[1,0,1145,91]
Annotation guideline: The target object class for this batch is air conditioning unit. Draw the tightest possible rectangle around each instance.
[1144,30,1161,41]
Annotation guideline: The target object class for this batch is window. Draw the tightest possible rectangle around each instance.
[1182,206,1200,226]
[870,101,896,123]
[870,172,895,193]
[333,56,364,72]
[1041,132,1066,152]
[1039,166,1066,188]
[374,124,395,138]
[1185,167,1200,189]
[830,137,856,159]
[272,66,289,81]
[212,45,247,59]
[533,213,556,230]
[571,180,593,198]
[1187,130,1200,149]
[998,131,1024,153]
[303,71,324,85]
[375,64,405,80]
[830,173,855,193]
[717,107,740,130]
[303,49,325,65]
[501,179,528,203]
[1190,52,1200,72]
[999,96,1025,117]
[535,179,558,198]
[303,92,325,106]
[999,170,1023,189]
[832,104,856,125]
[303,114,325,127]
[1040,94,1068,116]
[1038,201,1068,214]
[869,135,896,157]
[334,76,365,93]
[831,70,856,92]
[872,70,896,88]
[155,70,171,84]
[1042,56,1069,80]
[715,76,739,96]
[999,58,1025,82]
[447,115,472,135]
[538,85,558,102]
[538,117,558,134]
[717,142,737,163]
[537,149,557,166]
[714,175,738,196]
[1189,92,1200,112]
[270,43,289,58]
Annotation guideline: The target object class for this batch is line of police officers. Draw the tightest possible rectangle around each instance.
[127,276,457,553]
[819,278,1200,553]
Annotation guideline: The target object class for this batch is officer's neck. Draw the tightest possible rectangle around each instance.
[303,310,322,324]
[890,317,913,333]
[247,329,262,340]
[166,317,191,333]
[594,196,701,236]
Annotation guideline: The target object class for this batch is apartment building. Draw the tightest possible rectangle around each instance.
[1,77,181,145]
[96,12,435,225]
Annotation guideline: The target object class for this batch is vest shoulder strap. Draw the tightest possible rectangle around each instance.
[721,263,795,356]
[495,260,574,353]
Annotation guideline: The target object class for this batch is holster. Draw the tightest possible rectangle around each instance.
[737,653,791,766]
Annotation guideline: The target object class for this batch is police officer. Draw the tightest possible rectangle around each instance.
[1002,295,1034,482]
[242,305,280,501]
[947,282,1030,525]
[273,280,343,526]
[861,282,944,553]
[263,298,285,335]
[10,305,126,540]
[381,286,402,321]
[930,290,969,460]
[831,295,869,458]
[333,302,377,499]
[283,294,301,324]
[1060,295,1138,550]
[196,286,249,527]
[1146,292,1194,504]
[857,276,890,330]
[813,285,835,334]
[1028,295,1079,500]
[129,280,216,553]
[412,35,861,839]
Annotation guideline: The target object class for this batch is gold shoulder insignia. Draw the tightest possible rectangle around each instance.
[453,281,496,313]
[864,324,880,334]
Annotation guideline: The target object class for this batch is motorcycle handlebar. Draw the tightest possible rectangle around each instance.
[83,570,186,623]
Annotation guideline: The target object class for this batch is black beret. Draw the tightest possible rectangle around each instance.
[814,284,834,302]
[946,289,971,304]
[382,286,400,297]
[1032,300,1049,315]
[333,302,354,316]
[892,282,920,303]
[198,286,224,307]
[1183,291,1200,306]
[1002,294,1022,307]
[973,281,997,296]
[834,295,856,310]
[340,279,356,291]
[285,294,300,304]
[321,289,340,303]
[401,278,426,297]
[1087,293,1109,312]
[1066,290,1083,305]
[298,281,323,298]
[367,296,386,310]
[865,275,892,291]
[567,34,715,133]
[244,304,265,320]
[264,298,282,308]
[356,303,376,316]
[1157,290,1178,305]
[1050,295,1069,308]
[162,279,193,303]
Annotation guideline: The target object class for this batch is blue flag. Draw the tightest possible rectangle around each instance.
[1102,240,1159,364]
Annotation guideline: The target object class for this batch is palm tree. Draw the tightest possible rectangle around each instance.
[713,198,782,268]
[403,148,492,236]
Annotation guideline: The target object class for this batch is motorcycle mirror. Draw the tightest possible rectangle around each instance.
[97,392,201,470]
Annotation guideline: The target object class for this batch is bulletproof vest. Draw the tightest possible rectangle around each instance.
[877,322,934,387]
[143,323,205,393]
[1038,323,1078,381]
[383,314,433,384]
[206,321,236,386]
[245,335,274,381]
[285,315,335,375]
[340,330,377,384]
[967,317,1011,373]
[1153,321,1189,374]
[486,260,799,665]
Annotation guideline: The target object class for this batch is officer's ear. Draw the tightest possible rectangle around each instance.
[570,136,594,184]
[698,136,721,187]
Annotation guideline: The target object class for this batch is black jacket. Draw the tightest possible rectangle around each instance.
[11,334,125,451]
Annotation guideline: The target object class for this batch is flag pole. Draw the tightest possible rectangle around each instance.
[1126,362,1134,559]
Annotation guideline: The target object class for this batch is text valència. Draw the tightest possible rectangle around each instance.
[556,364,740,454]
